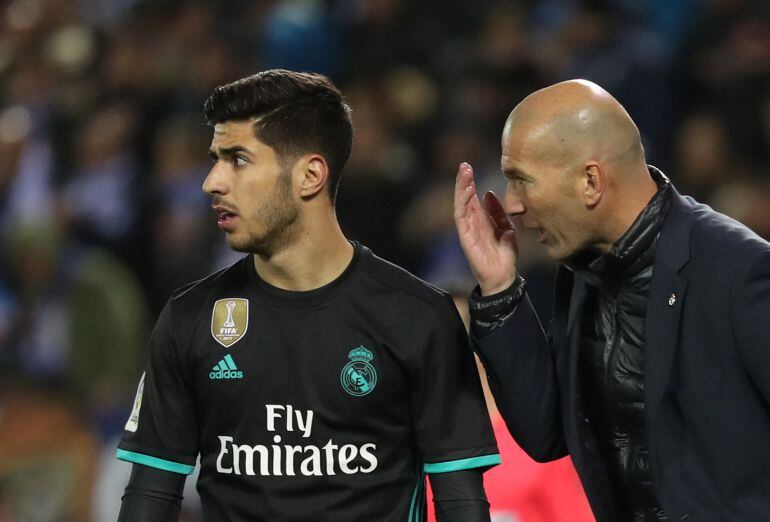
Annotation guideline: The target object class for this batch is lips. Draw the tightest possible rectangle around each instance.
[213,205,239,230]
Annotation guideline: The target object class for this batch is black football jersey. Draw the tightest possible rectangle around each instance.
[118,244,499,521]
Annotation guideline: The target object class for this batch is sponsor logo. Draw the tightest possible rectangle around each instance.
[215,404,379,477]
[211,298,248,347]
[209,354,244,380]
[340,346,377,396]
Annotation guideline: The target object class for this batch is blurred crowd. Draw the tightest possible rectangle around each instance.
[0,0,768,520]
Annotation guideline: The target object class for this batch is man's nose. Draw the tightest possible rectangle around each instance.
[202,164,228,195]
[503,187,526,216]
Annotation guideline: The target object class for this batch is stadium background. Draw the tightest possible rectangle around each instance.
[0,0,768,520]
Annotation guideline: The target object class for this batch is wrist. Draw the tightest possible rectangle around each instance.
[479,273,517,297]
[469,275,526,338]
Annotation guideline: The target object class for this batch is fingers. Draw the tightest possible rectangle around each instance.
[454,162,486,229]
[453,162,494,247]
[454,162,476,221]
[483,191,514,232]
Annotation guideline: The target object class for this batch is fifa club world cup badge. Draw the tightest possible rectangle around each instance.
[211,298,249,347]
[340,346,378,397]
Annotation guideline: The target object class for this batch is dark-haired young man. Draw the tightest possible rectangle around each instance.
[116,69,499,521]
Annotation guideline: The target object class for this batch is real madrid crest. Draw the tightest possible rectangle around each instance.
[340,346,377,397]
[211,298,249,347]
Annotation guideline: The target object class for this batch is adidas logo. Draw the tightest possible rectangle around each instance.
[209,354,244,380]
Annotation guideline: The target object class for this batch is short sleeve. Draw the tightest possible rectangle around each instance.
[116,301,198,474]
[409,295,500,474]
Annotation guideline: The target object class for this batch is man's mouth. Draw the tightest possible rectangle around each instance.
[213,205,238,229]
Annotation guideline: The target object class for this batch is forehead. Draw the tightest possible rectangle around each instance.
[500,120,530,170]
[211,119,259,147]
[501,118,555,172]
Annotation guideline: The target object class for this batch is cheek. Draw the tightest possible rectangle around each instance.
[529,194,557,220]
[240,180,267,209]
[556,209,591,248]
[539,199,578,237]
[230,190,259,227]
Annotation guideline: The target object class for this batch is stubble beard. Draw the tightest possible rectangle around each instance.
[227,169,300,257]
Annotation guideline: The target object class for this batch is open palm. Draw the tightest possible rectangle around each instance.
[453,162,519,296]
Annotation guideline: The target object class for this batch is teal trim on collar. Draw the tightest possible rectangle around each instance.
[116,449,195,475]
[423,454,501,474]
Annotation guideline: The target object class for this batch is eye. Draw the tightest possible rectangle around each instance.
[234,156,249,167]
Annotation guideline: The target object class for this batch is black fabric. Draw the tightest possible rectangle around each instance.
[430,469,490,522]
[118,243,498,521]
[469,275,526,338]
[573,168,672,521]
[471,169,770,522]
[118,464,185,522]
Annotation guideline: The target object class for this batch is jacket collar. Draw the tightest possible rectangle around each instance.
[652,179,693,274]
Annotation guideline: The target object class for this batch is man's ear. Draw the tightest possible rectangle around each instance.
[297,154,328,199]
[582,162,605,208]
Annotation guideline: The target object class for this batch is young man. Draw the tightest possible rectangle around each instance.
[117,69,499,521]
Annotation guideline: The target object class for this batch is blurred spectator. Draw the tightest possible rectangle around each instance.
[0,221,147,520]
[0,222,147,435]
[261,0,344,78]
[712,178,770,240]
[59,103,142,263]
[0,384,97,522]
[673,112,741,202]
[148,115,217,311]
[0,104,56,234]
[336,80,422,267]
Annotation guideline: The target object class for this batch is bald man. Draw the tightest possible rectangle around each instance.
[454,80,770,522]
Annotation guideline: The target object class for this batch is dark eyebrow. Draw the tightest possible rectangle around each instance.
[209,146,254,160]
[502,166,523,178]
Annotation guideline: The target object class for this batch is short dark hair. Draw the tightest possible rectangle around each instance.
[203,69,353,202]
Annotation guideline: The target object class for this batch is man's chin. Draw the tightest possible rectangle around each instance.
[226,234,278,257]
[546,244,572,263]
[225,234,256,253]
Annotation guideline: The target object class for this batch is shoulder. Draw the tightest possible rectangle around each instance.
[684,196,770,262]
[166,256,251,318]
[146,257,250,359]
[663,193,770,293]
[360,248,451,309]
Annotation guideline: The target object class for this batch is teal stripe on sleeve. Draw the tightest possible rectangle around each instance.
[116,449,195,475]
[423,454,501,474]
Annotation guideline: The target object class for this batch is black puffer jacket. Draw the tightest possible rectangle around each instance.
[572,168,672,521]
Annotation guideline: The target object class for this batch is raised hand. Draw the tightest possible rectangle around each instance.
[453,162,518,296]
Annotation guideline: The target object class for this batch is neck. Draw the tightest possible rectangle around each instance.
[596,165,659,253]
[252,208,354,291]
